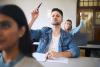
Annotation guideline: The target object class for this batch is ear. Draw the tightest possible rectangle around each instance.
[18,26,26,38]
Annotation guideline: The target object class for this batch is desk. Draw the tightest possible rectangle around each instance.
[39,57,100,67]
[78,44,100,57]
[33,43,100,57]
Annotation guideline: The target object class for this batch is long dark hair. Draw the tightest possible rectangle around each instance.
[0,4,33,57]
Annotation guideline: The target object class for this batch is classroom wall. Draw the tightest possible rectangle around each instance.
[0,0,77,29]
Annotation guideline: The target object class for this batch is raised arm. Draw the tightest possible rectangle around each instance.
[70,12,86,35]
[71,20,84,35]
[28,8,39,29]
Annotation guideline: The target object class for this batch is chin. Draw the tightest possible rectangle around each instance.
[52,23,60,25]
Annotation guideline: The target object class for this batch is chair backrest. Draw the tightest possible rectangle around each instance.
[73,32,88,46]
[88,41,100,45]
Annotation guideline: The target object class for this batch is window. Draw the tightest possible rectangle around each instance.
[79,0,100,7]
[78,0,100,41]
[95,12,100,25]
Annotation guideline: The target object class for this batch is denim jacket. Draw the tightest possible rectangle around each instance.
[70,20,84,35]
[31,27,80,57]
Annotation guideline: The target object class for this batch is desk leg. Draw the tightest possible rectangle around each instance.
[85,49,91,57]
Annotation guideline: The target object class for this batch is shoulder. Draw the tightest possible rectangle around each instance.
[61,29,72,38]
[30,27,51,33]
[41,27,51,32]
[15,56,43,67]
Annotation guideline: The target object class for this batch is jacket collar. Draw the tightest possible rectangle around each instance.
[45,27,69,38]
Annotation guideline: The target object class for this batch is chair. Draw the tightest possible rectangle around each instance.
[73,32,88,46]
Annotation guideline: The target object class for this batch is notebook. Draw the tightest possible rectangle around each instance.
[32,52,68,64]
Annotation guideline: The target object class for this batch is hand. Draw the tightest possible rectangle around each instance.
[28,4,40,28]
[80,12,85,20]
[47,51,61,59]
[31,8,39,21]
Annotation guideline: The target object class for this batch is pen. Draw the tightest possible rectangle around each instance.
[37,2,42,10]
[45,52,49,62]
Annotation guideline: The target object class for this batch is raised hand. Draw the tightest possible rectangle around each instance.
[31,8,39,21]
[28,3,42,28]
[31,2,42,21]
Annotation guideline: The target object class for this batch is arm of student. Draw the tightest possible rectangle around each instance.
[58,51,72,58]
[47,51,72,59]
[30,27,50,42]
[28,8,39,29]
[67,39,80,57]
[71,20,84,35]
[30,29,41,42]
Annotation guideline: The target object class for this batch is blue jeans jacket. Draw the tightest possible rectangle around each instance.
[31,27,80,57]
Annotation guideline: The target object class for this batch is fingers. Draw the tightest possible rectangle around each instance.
[32,2,41,14]
[32,8,39,14]
[31,8,39,20]
[47,52,55,59]
[47,51,57,59]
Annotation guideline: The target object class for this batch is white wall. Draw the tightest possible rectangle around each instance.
[0,0,77,29]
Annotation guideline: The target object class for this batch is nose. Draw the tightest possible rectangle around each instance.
[52,16,57,21]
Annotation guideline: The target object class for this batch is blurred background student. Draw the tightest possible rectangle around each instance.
[0,4,42,67]
[64,19,84,36]
[64,19,88,46]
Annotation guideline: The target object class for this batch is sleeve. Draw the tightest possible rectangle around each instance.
[30,27,51,42]
[67,36,80,57]
[71,20,84,35]
[30,29,41,42]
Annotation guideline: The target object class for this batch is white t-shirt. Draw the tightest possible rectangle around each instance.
[49,34,60,52]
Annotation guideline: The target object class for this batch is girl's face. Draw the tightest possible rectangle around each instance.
[64,21,72,30]
[0,14,25,51]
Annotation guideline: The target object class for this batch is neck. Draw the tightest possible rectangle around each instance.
[52,25,61,37]
[2,44,19,63]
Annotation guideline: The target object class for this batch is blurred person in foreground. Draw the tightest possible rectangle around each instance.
[0,4,42,67]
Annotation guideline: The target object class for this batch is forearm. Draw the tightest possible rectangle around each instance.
[28,8,39,29]
[28,19,36,29]
[72,20,84,35]
[30,30,41,42]
[58,51,72,58]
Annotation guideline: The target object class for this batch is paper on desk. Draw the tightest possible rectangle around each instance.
[47,57,68,64]
[32,52,47,61]
[33,52,68,64]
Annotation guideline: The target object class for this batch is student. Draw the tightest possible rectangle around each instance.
[0,4,42,67]
[64,19,84,35]
[29,8,80,59]
[64,19,88,46]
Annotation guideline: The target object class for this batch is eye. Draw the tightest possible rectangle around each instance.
[56,15,60,17]
[52,15,55,17]
[0,21,11,29]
